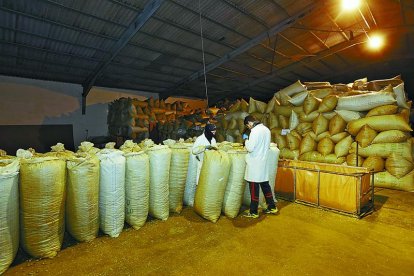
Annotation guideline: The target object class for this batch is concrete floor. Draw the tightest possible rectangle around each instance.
[5,188,414,276]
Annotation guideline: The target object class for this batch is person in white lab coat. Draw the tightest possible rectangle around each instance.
[192,123,217,183]
[243,115,278,218]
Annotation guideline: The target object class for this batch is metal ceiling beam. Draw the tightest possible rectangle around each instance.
[0,39,102,64]
[38,0,127,28]
[326,13,349,41]
[241,34,368,90]
[82,0,164,103]
[0,52,93,74]
[109,0,286,79]
[0,6,115,41]
[0,36,194,81]
[166,2,320,94]
[0,25,108,55]
[217,0,269,29]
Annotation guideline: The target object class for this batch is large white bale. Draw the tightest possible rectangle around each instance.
[169,144,190,214]
[124,151,149,229]
[194,151,230,222]
[267,143,280,201]
[97,149,126,237]
[288,91,308,106]
[289,110,299,130]
[20,157,66,258]
[347,114,412,136]
[66,155,100,241]
[0,159,19,274]
[393,83,410,109]
[222,150,247,218]
[147,145,172,221]
[183,144,198,206]
[336,92,396,111]
[275,80,306,97]
[334,110,365,122]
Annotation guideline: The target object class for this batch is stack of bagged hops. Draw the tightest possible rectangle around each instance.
[217,75,413,192]
[107,97,210,141]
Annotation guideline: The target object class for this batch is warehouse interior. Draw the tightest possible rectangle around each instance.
[1,0,414,275]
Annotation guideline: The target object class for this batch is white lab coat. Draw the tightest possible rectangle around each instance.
[192,133,217,183]
[244,123,271,182]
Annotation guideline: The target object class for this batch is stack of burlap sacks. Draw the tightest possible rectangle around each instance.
[222,76,412,192]
[107,97,192,139]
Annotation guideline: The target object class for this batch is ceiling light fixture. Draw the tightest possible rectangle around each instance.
[367,33,384,50]
[342,0,361,11]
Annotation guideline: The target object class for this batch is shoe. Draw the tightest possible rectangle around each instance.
[263,207,279,214]
[243,211,259,219]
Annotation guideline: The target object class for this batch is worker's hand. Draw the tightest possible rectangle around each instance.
[242,133,249,140]
[205,145,217,150]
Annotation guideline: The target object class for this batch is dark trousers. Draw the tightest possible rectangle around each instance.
[248,181,276,214]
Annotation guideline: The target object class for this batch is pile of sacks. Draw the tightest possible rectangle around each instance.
[107,97,215,141]
[218,76,413,192]
[107,97,192,140]
[0,138,279,273]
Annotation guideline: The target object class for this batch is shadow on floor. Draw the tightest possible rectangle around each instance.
[373,187,389,212]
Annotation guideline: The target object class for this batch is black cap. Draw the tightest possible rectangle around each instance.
[205,123,217,131]
[244,115,257,126]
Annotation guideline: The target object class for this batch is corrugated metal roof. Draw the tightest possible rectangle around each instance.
[0,0,413,103]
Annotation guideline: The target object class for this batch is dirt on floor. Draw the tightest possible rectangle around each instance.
[5,188,414,276]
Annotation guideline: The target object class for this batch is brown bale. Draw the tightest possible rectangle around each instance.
[303,94,321,115]
[318,95,338,113]
[312,114,329,135]
[362,156,385,172]
[317,137,334,156]
[385,154,414,179]
[355,125,377,147]
[328,115,346,135]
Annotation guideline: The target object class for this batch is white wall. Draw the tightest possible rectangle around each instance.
[0,75,158,148]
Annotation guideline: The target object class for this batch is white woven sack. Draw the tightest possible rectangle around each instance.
[336,92,396,111]
[66,155,100,242]
[97,149,126,237]
[334,110,365,122]
[222,150,247,218]
[169,144,190,214]
[267,143,280,201]
[124,151,149,230]
[275,80,307,97]
[393,83,410,108]
[289,110,299,130]
[183,144,197,206]
[147,145,172,221]
[288,91,308,106]
[0,159,19,274]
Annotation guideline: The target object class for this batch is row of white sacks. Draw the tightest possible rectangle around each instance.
[0,141,279,274]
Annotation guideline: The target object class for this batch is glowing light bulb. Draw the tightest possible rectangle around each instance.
[368,34,384,50]
[342,0,361,11]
